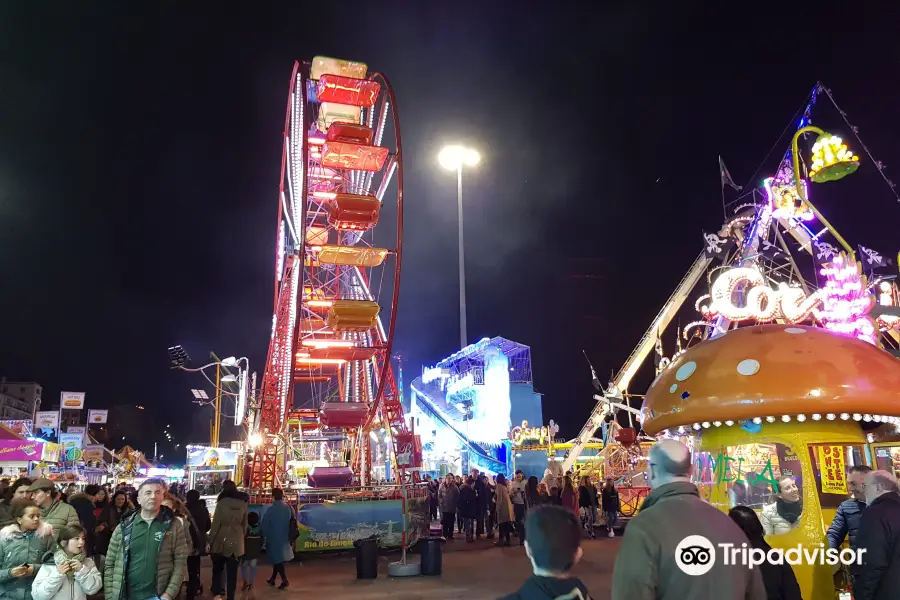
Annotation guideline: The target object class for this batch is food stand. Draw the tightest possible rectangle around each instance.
[0,435,60,479]
[642,324,900,600]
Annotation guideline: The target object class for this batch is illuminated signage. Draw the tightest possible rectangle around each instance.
[706,267,824,323]
[509,420,559,446]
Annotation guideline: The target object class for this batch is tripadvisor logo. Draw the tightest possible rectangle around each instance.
[675,535,865,576]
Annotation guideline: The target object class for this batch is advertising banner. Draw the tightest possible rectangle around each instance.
[248,491,429,553]
[41,443,60,463]
[186,446,238,467]
[818,445,848,495]
[67,426,86,434]
[59,433,83,452]
[87,409,108,424]
[59,392,86,410]
[394,433,422,469]
[35,412,59,429]
[82,445,105,464]
[0,440,44,462]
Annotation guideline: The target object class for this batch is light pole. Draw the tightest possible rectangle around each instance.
[438,145,480,349]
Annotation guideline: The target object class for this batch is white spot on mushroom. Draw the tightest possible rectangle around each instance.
[675,361,697,382]
[784,327,806,334]
[669,384,678,394]
[737,359,760,376]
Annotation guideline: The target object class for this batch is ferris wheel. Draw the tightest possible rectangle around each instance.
[249,56,409,490]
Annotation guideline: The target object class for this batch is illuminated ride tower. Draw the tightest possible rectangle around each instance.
[409,337,540,475]
[248,57,415,493]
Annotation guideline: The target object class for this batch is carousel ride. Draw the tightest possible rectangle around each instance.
[561,83,900,599]
[246,56,421,494]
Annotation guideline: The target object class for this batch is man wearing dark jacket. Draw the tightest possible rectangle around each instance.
[474,474,488,539]
[68,484,100,555]
[611,440,765,600]
[852,470,900,600]
[827,464,871,551]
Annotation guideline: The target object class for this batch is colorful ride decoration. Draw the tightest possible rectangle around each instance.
[249,55,416,492]
[808,134,859,183]
[642,324,900,600]
[819,252,877,345]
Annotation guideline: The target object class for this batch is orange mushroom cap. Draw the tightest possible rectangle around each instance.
[641,324,900,435]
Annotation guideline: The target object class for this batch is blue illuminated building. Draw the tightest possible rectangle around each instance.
[409,337,542,476]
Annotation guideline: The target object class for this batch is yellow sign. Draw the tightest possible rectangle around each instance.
[509,420,558,446]
[817,445,848,495]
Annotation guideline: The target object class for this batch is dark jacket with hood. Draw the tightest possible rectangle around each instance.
[66,493,96,554]
[209,490,248,558]
[852,491,900,600]
[185,497,211,556]
[458,483,478,519]
[499,575,592,600]
[611,481,766,600]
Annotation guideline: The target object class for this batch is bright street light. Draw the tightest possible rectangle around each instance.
[438,145,480,171]
[248,433,263,447]
[438,144,481,349]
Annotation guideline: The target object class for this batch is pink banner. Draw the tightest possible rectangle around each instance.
[0,440,44,461]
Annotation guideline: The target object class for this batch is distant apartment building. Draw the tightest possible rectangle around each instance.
[0,379,42,421]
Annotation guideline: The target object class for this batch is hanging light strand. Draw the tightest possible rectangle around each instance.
[820,83,900,204]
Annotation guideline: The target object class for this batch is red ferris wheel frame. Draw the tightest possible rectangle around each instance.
[249,60,408,492]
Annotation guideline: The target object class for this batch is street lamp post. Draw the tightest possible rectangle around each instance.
[439,145,480,349]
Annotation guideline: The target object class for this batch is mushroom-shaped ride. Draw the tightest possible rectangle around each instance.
[641,324,900,600]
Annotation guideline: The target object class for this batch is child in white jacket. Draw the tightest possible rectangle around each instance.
[31,524,102,600]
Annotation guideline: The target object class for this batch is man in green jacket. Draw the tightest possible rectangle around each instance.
[611,440,766,600]
[28,479,79,538]
[103,478,186,600]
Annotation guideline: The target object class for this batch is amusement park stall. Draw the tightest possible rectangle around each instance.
[186,445,237,513]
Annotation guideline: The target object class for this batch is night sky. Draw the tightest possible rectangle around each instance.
[2,4,899,461]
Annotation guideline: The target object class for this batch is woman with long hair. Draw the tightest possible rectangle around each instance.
[31,524,102,600]
[525,476,540,508]
[209,480,248,600]
[95,490,132,559]
[560,474,578,516]
[492,474,514,547]
[728,505,801,600]
[578,475,599,538]
[601,477,621,538]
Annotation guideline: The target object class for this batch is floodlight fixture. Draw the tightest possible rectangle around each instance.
[168,345,190,369]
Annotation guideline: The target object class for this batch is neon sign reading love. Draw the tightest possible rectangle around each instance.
[706,268,824,323]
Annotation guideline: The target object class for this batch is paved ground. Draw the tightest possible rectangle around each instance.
[236,535,622,600]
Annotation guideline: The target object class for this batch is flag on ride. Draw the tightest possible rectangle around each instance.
[702,231,735,260]
[811,239,840,267]
[759,239,788,264]
[858,245,891,272]
[719,156,743,191]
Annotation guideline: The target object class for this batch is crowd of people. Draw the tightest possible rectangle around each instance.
[607,439,900,600]
[0,476,300,600]
[425,468,622,546]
